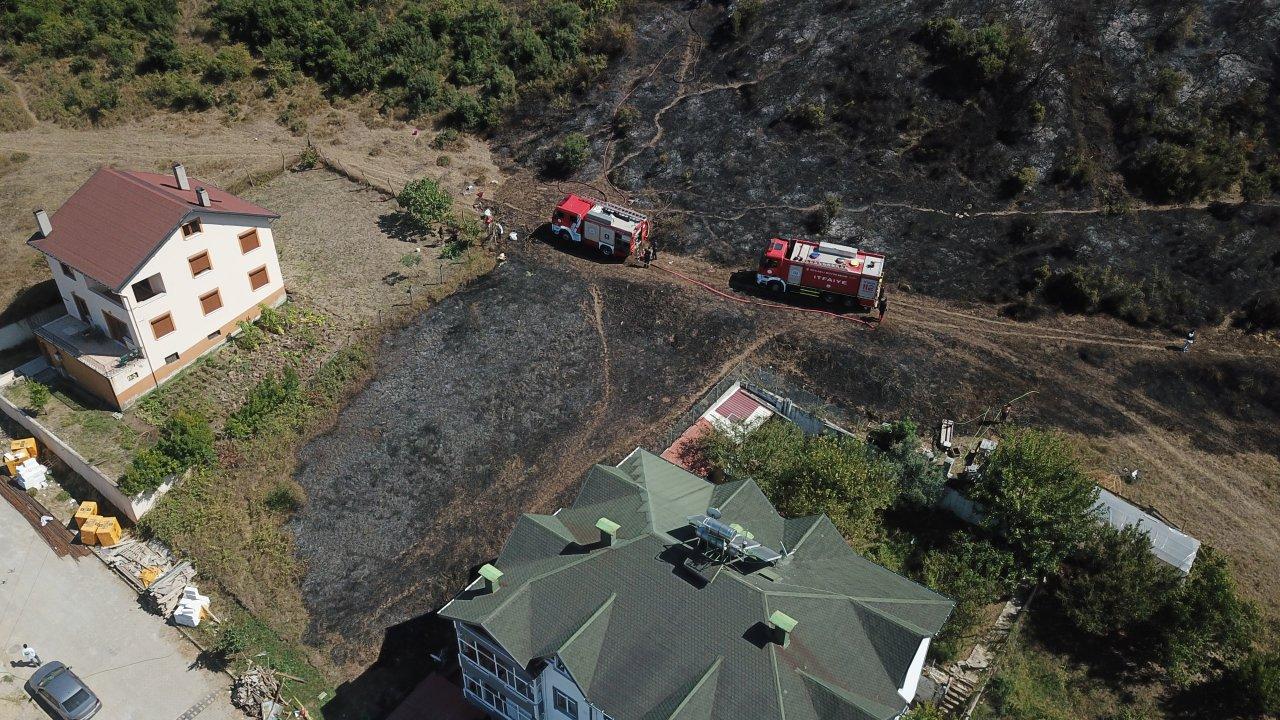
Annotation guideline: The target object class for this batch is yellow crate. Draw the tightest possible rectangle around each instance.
[10,438,37,459]
[74,501,99,528]
[79,517,100,546]
[93,517,122,547]
[3,450,30,476]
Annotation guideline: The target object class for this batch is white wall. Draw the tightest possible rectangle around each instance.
[898,637,932,703]
[538,660,613,720]
[122,212,284,364]
[44,256,140,346]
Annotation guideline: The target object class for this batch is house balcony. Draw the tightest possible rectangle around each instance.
[34,314,147,382]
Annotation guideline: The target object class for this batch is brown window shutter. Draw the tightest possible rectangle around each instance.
[150,313,175,339]
[199,289,223,315]
[239,228,261,254]
[248,265,269,290]
[188,251,212,276]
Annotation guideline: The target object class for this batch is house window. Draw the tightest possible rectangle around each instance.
[165,352,179,364]
[188,250,212,277]
[181,219,203,237]
[239,228,261,254]
[103,312,130,343]
[207,329,221,340]
[59,261,75,279]
[132,273,165,302]
[150,312,175,339]
[553,689,578,718]
[199,288,223,315]
[72,293,89,322]
[248,265,269,291]
[464,676,481,698]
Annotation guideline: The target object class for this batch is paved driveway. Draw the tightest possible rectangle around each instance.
[0,498,241,720]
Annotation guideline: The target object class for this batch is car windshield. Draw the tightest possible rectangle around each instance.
[62,688,93,712]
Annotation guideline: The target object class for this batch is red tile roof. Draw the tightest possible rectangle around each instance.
[29,166,277,290]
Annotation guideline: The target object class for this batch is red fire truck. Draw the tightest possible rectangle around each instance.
[755,237,885,308]
[550,194,652,258]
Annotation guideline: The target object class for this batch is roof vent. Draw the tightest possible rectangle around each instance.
[195,187,211,207]
[478,564,503,594]
[173,163,190,191]
[596,517,620,547]
[768,610,797,648]
[33,209,52,238]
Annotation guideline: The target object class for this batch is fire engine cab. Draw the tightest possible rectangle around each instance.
[551,194,652,258]
[756,237,885,308]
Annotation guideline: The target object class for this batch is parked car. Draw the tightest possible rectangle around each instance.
[24,661,101,719]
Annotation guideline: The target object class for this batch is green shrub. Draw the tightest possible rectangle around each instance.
[234,320,265,350]
[225,367,301,440]
[786,102,826,131]
[142,71,214,110]
[264,482,304,513]
[295,146,320,171]
[431,128,460,150]
[729,0,763,38]
[545,132,590,177]
[118,411,213,496]
[1233,650,1280,715]
[436,155,450,167]
[397,177,453,232]
[1128,139,1245,202]
[613,105,639,134]
[401,251,422,267]
[257,304,288,334]
[119,448,181,496]
[920,17,1030,87]
[26,381,50,416]
[1155,546,1258,685]
[204,43,253,83]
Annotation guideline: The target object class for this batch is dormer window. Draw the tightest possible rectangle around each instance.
[59,261,76,279]
[181,219,203,237]
[131,273,165,302]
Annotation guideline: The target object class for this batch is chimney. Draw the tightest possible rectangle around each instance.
[173,163,190,191]
[596,517,621,547]
[768,610,797,648]
[33,209,52,238]
[195,187,210,207]
[479,564,503,594]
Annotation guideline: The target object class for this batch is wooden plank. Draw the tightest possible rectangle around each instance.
[0,478,88,558]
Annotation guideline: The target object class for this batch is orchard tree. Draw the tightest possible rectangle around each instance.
[1057,524,1181,636]
[967,427,1099,581]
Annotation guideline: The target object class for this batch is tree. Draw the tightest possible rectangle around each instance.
[902,703,945,720]
[699,421,898,547]
[397,178,453,233]
[26,381,50,416]
[1155,546,1258,685]
[966,427,1099,581]
[1232,650,1280,716]
[1057,524,1181,636]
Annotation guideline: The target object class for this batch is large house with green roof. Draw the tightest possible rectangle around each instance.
[440,449,954,720]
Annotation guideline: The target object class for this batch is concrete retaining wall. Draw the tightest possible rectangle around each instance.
[0,368,160,522]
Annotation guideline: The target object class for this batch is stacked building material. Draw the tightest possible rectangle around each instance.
[143,561,196,615]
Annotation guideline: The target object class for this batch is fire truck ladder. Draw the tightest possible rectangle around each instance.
[596,200,648,223]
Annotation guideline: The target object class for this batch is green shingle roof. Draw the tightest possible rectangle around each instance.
[441,449,953,720]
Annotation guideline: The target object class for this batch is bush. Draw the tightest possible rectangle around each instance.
[966,428,1099,582]
[204,43,253,83]
[919,18,1029,87]
[1007,165,1039,195]
[119,448,181,496]
[225,367,301,440]
[26,381,50,416]
[119,411,213,496]
[1232,650,1280,715]
[234,320,265,350]
[1128,139,1245,202]
[264,482,304,513]
[397,177,453,232]
[544,132,590,177]
[257,304,288,334]
[295,146,320,171]
[1057,524,1181,637]
[786,102,826,131]
[901,703,945,720]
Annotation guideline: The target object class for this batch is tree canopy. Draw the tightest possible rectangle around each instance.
[1057,524,1181,637]
[966,427,1099,582]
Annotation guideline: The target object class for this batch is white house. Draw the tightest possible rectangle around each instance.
[27,164,286,409]
[440,449,953,720]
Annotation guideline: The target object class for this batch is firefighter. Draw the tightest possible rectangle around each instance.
[877,297,888,321]
[642,241,655,267]
[1181,329,1196,353]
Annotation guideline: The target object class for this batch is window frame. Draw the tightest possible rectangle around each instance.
[553,688,578,718]
[188,250,213,277]
[59,261,75,279]
[150,312,176,339]
[71,293,89,322]
[181,219,203,238]
[103,312,131,344]
[238,228,261,254]
[199,288,223,316]
[248,265,269,291]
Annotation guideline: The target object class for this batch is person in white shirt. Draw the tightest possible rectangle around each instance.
[20,644,40,666]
